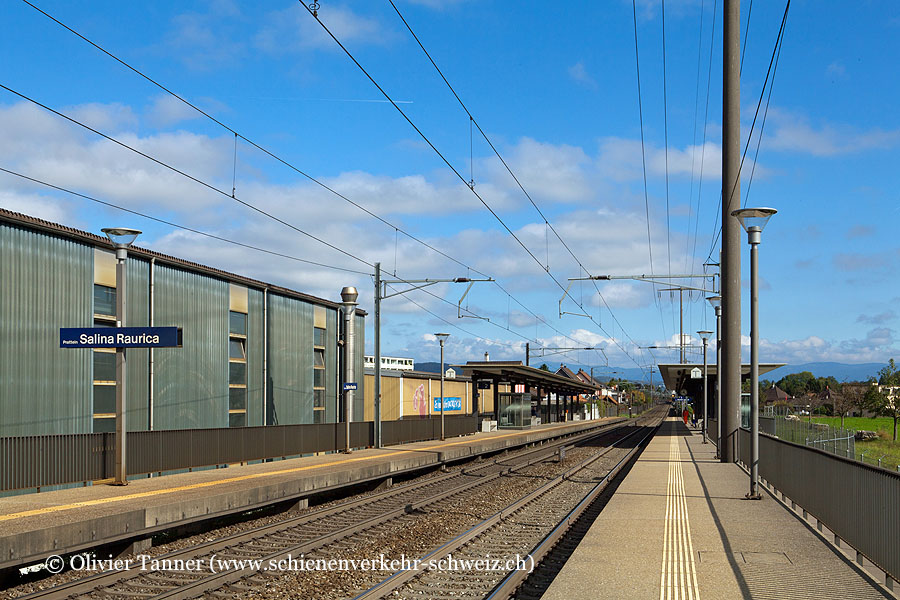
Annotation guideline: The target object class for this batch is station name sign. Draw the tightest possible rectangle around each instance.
[60,327,183,349]
[433,397,462,411]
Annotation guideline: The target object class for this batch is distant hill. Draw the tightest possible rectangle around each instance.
[763,362,886,383]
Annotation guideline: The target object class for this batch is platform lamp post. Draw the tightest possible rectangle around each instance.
[434,333,450,440]
[697,331,713,444]
[101,227,142,486]
[341,286,358,454]
[731,207,777,500]
[707,296,722,457]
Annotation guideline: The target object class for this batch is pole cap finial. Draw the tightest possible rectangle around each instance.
[341,286,359,304]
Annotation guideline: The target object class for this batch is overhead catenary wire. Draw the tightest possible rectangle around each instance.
[631,0,669,347]
[705,0,791,262]
[0,82,604,357]
[0,166,371,275]
[379,0,649,368]
[20,0,606,366]
[0,82,373,271]
[3,159,594,359]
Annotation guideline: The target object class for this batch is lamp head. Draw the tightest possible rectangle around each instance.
[434,332,450,344]
[731,207,777,234]
[706,295,721,309]
[697,330,713,342]
[101,227,141,248]
[340,286,359,304]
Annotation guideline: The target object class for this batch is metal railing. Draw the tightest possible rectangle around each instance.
[0,416,479,493]
[773,416,856,459]
[738,428,900,583]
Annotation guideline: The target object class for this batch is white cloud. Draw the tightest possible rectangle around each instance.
[164,8,246,71]
[146,95,202,128]
[65,103,137,133]
[404,0,469,9]
[765,108,900,156]
[597,137,724,182]
[758,329,898,364]
[0,190,70,223]
[482,137,591,203]
[255,4,390,54]
[568,62,597,89]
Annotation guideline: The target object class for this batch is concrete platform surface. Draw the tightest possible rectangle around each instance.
[543,417,893,600]
[0,417,622,571]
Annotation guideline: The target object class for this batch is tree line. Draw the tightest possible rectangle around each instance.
[753,359,900,440]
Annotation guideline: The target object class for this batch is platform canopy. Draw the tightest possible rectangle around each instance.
[657,363,785,396]
[454,361,596,397]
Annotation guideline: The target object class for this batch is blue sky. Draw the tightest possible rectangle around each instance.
[1,0,898,380]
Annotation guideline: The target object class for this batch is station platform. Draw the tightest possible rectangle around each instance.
[0,417,622,573]
[544,417,894,600]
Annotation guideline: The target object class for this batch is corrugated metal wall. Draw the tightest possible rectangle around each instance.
[153,264,228,429]
[354,312,365,421]
[325,307,337,423]
[0,224,92,435]
[247,288,265,426]
[126,258,149,431]
[268,294,313,425]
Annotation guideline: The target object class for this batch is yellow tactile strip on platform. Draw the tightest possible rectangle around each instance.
[661,432,700,600]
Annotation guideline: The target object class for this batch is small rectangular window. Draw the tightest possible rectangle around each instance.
[229,387,247,411]
[314,348,325,367]
[313,368,325,389]
[229,362,247,385]
[93,351,116,382]
[314,327,326,347]
[314,388,326,409]
[93,285,116,318]
[229,311,247,336]
[229,412,247,428]
[229,339,246,360]
[93,384,116,415]
[313,408,325,424]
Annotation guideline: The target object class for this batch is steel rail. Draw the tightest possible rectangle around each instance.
[17,420,630,600]
[485,418,661,599]
[350,411,664,600]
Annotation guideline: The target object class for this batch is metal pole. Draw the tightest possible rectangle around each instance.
[679,288,684,364]
[374,263,382,448]
[715,305,722,457]
[440,339,445,441]
[114,247,127,485]
[748,229,761,498]
[702,337,709,443]
[721,0,742,463]
[341,287,358,453]
[525,342,530,367]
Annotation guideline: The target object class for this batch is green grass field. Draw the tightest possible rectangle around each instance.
[812,416,900,471]
[811,416,897,436]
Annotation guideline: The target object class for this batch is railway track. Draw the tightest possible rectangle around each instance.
[11,416,651,600]
[353,409,663,600]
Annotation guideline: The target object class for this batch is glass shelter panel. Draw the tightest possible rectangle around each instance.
[498,392,531,429]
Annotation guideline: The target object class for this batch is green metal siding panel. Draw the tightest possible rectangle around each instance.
[354,312,365,421]
[153,265,228,430]
[325,308,337,423]
[247,288,264,427]
[0,224,92,436]
[268,294,312,425]
[126,257,149,431]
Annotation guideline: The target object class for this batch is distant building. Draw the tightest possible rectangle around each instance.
[764,385,792,406]
[364,355,414,371]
